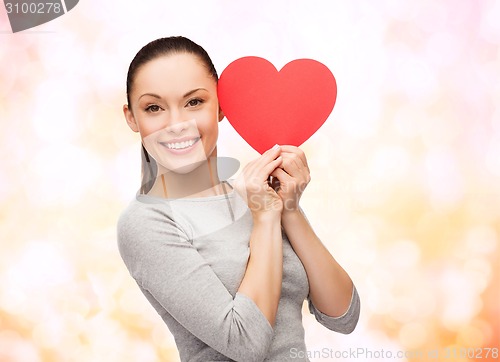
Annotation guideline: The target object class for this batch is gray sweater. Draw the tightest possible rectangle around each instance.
[117,180,360,362]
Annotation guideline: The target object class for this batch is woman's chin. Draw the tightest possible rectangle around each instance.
[148,143,207,174]
[158,157,207,175]
[170,162,204,175]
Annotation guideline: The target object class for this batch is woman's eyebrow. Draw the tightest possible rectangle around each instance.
[139,93,162,100]
[138,88,208,101]
[183,88,208,98]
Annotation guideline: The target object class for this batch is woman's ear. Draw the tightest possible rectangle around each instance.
[218,105,225,122]
[123,104,139,132]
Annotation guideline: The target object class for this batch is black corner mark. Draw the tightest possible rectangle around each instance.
[4,0,80,33]
[64,0,77,11]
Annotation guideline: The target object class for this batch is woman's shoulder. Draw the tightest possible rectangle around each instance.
[117,196,162,223]
[117,197,187,237]
[116,197,193,258]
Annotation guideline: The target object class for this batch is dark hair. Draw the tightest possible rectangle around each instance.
[125,36,218,195]
[126,36,218,106]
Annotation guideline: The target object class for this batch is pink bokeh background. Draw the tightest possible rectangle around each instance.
[0,1,499,361]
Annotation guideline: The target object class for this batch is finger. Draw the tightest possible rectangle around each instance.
[279,153,303,178]
[279,146,308,171]
[270,166,293,186]
[260,155,283,179]
[279,154,300,176]
[279,145,309,171]
[246,144,282,176]
[261,144,282,164]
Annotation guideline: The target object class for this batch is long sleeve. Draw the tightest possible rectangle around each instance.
[117,203,274,362]
[307,285,360,334]
[294,205,360,334]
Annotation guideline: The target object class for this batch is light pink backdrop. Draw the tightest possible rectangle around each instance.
[0,1,499,361]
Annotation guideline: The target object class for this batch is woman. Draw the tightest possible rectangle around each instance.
[117,36,360,362]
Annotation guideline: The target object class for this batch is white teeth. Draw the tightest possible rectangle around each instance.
[165,138,198,150]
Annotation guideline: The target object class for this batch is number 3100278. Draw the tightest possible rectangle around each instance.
[5,2,62,14]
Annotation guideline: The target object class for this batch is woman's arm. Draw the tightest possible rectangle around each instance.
[281,208,353,317]
[238,212,283,326]
[235,144,284,326]
[270,145,359,329]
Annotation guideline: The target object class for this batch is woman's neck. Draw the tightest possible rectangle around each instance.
[148,156,224,199]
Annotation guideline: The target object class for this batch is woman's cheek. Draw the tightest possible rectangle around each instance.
[140,119,165,138]
[194,115,216,134]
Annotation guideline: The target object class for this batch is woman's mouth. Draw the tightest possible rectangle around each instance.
[160,137,201,154]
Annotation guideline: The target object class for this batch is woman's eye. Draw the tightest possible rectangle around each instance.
[145,104,161,113]
[187,98,203,107]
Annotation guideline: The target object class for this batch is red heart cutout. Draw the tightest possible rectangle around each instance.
[218,57,337,154]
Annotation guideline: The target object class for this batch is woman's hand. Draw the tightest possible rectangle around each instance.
[234,144,284,220]
[270,145,311,214]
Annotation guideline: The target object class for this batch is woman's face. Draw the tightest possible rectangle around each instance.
[124,52,222,174]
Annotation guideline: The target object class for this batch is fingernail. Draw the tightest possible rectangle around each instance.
[273,144,280,150]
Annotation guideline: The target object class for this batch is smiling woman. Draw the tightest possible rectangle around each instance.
[123,41,223,198]
[117,36,360,362]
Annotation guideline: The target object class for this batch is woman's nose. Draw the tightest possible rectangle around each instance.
[166,111,188,135]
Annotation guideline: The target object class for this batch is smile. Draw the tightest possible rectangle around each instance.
[161,137,200,150]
